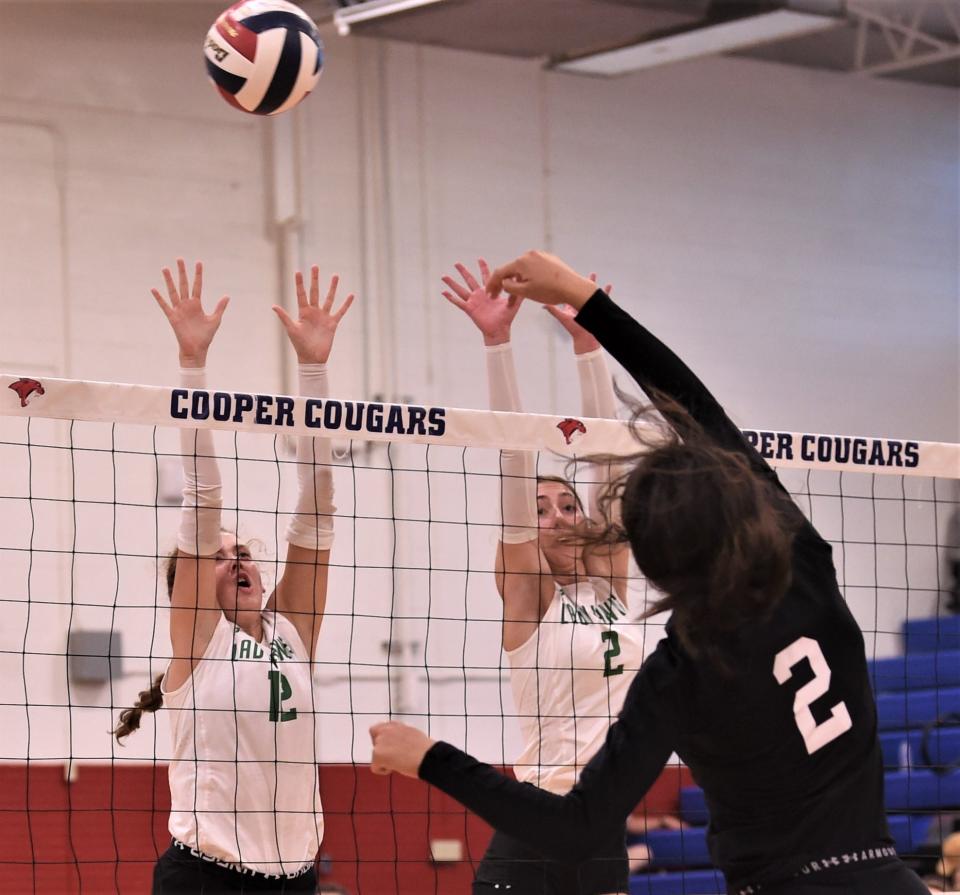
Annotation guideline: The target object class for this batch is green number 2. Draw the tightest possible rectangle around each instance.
[268,670,298,722]
[601,630,624,678]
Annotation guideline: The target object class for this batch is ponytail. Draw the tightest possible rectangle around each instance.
[114,673,164,743]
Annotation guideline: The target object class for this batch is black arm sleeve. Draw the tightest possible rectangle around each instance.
[419,648,676,860]
[576,290,808,522]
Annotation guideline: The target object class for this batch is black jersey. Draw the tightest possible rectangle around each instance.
[420,290,891,893]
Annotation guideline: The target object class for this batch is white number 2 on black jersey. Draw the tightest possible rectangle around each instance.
[773,636,853,755]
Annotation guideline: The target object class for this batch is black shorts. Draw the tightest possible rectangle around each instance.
[152,841,317,894]
[750,858,929,895]
[473,826,629,895]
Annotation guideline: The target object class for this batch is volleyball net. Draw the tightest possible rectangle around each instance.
[1,372,958,894]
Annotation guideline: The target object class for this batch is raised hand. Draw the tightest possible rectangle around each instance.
[442,259,522,347]
[543,273,611,355]
[151,259,230,367]
[485,250,596,310]
[273,266,355,364]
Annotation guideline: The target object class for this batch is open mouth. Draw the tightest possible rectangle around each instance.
[237,573,251,590]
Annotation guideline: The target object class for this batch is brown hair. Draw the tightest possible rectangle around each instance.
[113,551,180,743]
[114,536,259,742]
[113,673,165,742]
[581,391,797,668]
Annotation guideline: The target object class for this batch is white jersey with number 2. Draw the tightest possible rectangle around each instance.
[506,577,645,794]
[162,611,321,876]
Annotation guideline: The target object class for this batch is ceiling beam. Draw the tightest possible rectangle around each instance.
[849,0,960,76]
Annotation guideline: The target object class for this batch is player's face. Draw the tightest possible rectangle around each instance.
[214,534,264,617]
[537,481,580,540]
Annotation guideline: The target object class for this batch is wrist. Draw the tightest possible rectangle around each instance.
[573,337,601,355]
[563,276,600,310]
[296,351,329,365]
[179,353,207,368]
[179,366,207,384]
[483,331,511,347]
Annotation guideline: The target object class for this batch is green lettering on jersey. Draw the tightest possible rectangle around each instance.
[601,630,624,678]
[268,669,297,722]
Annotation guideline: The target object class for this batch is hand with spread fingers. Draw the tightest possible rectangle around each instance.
[151,258,230,368]
[369,721,436,779]
[485,250,597,310]
[273,266,356,365]
[442,259,523,347]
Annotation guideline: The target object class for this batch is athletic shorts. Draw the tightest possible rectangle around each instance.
[473,826,629,895]
[152,841,317,894]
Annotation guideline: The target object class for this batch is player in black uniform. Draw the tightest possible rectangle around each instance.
[369,251,928,895]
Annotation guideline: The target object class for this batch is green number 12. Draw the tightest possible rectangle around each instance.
[268,670,298,722]
[601,631,623,678]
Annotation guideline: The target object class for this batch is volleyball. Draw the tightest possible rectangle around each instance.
[204,0,323,116]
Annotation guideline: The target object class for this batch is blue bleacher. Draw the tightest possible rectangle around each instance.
[879,725,960,770]
[630,869,725,895]
[874,686,960,730]
[680,769,960,825]
[884,769,960,811]
[903,616,960,653]
[642,827,710,869]
[678,786,708,826]
[869,649,960,692]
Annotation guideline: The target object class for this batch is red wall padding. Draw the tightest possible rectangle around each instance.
[0,763,691,894]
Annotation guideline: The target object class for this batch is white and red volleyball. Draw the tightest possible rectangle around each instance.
[204,1,323,116]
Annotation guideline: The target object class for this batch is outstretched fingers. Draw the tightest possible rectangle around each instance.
[151,288,172,318]
[162,267,179,305]
[177,258,190,305]
[191,261,203,303]
[212,295,230,321]
[294,271,309,308]
[322,273,339,311]
[441,289,467,311]
[159,259,207,308]
[441,275,471,302]
[477,258,491,286]
[333,290,355,321]
[272,304,294,330]
[454,262,481,293]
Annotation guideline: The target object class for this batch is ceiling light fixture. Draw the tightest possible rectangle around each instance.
[332,0,450,37]
[552,5,843,77]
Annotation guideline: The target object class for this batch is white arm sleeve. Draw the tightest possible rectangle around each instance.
[177,367,222,556]
[575,348,621,523]
[285,363,335,551]
[486,343,538,544]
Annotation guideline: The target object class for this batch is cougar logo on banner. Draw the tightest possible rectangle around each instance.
[9,378,45,408]
[557,417,587,445]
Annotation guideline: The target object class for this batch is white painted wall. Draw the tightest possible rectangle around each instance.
[0,3,956,766]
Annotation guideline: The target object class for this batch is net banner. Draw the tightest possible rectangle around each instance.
[3,373,958,478]
[0,371,958,894]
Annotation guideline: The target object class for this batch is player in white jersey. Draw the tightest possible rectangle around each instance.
[442,261,643,895]
[114,259,354,894]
